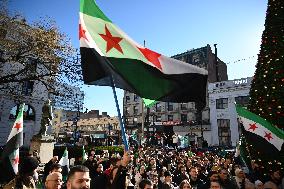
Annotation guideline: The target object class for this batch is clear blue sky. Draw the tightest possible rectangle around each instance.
[8,0,267,116]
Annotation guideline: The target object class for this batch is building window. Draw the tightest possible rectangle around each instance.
[133,117,138,124]
[156,103,162,112]
[155,115,162,122]
[133,106,139,115]
[235,96,249,107]
[125,96,130,103]
[181,114,187,122]
[9,104,35,121]
[168,115,173,121]
[125,107,130,115]
[22,81,34,96]
[180,103,187,110]
[124,118,129,125]
[167,102,173,111]
[134,94,139,102]
[217,119,231,146]
[216,98,228,109]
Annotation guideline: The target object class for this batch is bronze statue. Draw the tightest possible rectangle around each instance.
[38,99,53,136]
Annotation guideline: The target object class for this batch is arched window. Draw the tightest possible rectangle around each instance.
[9,104,35,121]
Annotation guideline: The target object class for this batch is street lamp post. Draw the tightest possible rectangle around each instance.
[196,102,205,144]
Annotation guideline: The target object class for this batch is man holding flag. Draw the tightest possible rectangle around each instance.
[0,103,25,182]
[0,103,39,188]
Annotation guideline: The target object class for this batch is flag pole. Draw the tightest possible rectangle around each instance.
[110,75,129,151]
[140,40,146,146]
[237,115,253,172]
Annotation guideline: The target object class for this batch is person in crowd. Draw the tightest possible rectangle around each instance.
[217,167,238,189]
[43,156,59,184]
[199,170,219,189]
[254,180,264,189]
[179,180,192,189]
[3,156,39,189]
[160,171,176,189]
[49,163,62,174]
[146,158,157,172]
[150,173,159,189]
[45,172,63,189]
[109,151,131,189]
[140,165,148,179]
[209,181,221,189]
[92,163,109,189]
[173,165,189,186]
[66,165,91,189]
[139,179,153,189]
[83,155,96,180]
[263,168,282,189]
[232,168,254,189]
[104,157,121,177]
[188,167,203,189]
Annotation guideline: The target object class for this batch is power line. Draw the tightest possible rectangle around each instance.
[225,55,257,65]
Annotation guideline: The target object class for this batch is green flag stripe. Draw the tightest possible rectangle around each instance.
[80,0,112,23]
[16,104,25,122]
[143,98,157,107]
[236,105,284,139]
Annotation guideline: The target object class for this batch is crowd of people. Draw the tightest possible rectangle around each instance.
[1,145,284,189]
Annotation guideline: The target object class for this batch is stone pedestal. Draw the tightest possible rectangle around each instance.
[30,135,55,163]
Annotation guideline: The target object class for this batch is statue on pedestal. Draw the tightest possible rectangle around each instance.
[38,99,53,136]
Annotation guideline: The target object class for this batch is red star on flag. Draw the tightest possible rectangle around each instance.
[14,122,22,131]
[99,25,123,54]
[79,24,88,41]
[138,47,162,70]
[12,155,20,165]
[248,123,258,131]
[264,131,273,141]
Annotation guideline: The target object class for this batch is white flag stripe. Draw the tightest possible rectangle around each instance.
[239,116,284,151]
[9,149,19,174]
[59,149,69,167]
[7,104,25,141]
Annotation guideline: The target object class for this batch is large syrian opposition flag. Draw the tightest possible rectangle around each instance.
[0,103,25,182]
[79,0,208,105]
[236,105,284,159]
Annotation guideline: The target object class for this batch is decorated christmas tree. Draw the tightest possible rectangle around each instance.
[248,0,284,129]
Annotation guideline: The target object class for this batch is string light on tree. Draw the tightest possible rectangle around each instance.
[248,0,284,130]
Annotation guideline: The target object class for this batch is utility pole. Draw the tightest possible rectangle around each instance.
[73,93,82,145]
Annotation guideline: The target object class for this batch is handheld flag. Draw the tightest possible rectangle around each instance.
[82,146,88,163]
[0,103,25,182]
[236,105,284,164]
[79,0,208,105]
[59,148,69,181]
